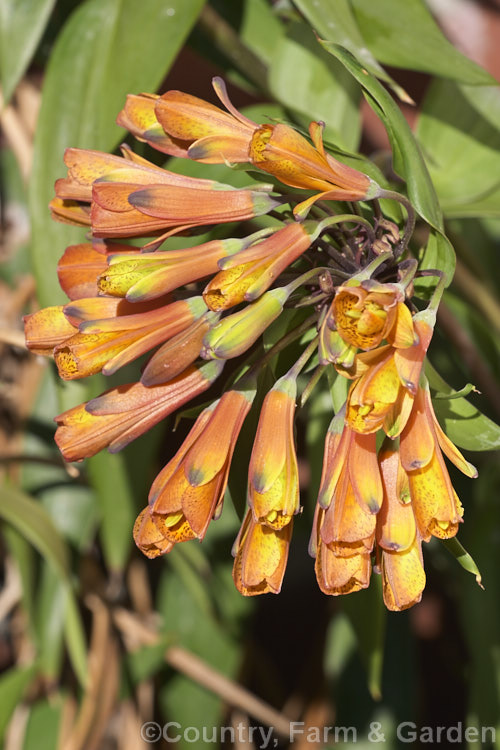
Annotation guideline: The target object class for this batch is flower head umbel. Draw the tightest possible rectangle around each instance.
[26,76,480,612]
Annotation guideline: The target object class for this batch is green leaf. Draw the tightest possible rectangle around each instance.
[426,361,500,451]
[0,0,56,103]
[0,485,70,578]
[0,663,37,738]
[157,568,241,747]
[321,44,443,231]
[291,0,412,102]
[29,0,205,308]
[87,451,136,572]
[350,0,495,86]
[240,0,284,65]
[340,574,386,701]
[442,538,483,588]
[417,81,500,216]
[414,230,456,295]
[269,21,361,151]
[23,698,63,750]
[0,486,87,684]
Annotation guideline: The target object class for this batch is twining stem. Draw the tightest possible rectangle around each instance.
[377,189,416,257]
[316,213,376,245]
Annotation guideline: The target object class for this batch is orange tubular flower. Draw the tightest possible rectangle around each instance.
[317,414,383,515]
[310,504,372,596]
[376,445,426,611]
[141,312,218,386]
[52,297,207,380]
[145,383,256,547]
[98,236,253,301]
[309,415,378,596]
[204,221,319,311]
[232,510,293,596]
[249,121,379,218]
[152,77,257,164]
[400,379,477,542]
[51,147,278,241]
[346,316,434,437]
[54,360,224,461]
[247,375,299,530]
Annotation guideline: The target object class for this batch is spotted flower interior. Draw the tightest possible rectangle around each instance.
[25,77,478,612]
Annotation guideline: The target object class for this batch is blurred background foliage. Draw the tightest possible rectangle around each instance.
[0,0,499,748]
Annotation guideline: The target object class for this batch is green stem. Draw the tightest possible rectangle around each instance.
[299,364,328,407]
[287,334,320,380]
[246,314,317,379]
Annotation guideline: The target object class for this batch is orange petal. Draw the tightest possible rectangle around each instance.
[408,448,464,541]
[233,512,292,595]
[249,386,295,495]
[377,448,416,552]
[55,361,224,460]
[423,385,477,478]
[321,467,376,547]
[348,431,383,513]
[387,302,416,348]
[49,197,91,227]
[400,387,434,471]
[133,507,174,558]
[24,306,77,355]
[184,389,254,486]
[117,93,190,156]
[381,537,425,611]
[316,541,371,595]
[141,315,211,386]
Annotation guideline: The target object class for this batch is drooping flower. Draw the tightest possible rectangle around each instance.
[310,503,372,596]
[54,360,224,461]
[232,510,293,596]
[141,382,256,546]
[400,378,476,541]
[204,222,317,311]
[247,374,300,530]
[309,412,380,595]
[346,316,434,437]
[376,445,426,611]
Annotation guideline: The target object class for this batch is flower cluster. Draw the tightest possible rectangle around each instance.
[25,78,476,611]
